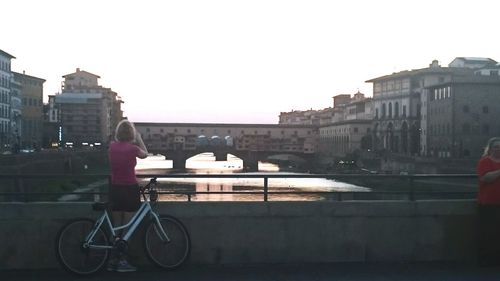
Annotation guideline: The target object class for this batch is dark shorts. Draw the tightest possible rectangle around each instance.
[478,204,500,263]
[109,184,141,212]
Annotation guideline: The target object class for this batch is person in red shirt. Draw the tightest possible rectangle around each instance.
[477,137,500,266]
[107,120,148,272]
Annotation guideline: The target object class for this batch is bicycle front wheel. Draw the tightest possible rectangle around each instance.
[55,218,110,275]
[144,215,191,269]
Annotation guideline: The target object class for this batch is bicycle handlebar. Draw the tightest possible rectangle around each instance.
[141,177,157,192]
[140,177,158,202]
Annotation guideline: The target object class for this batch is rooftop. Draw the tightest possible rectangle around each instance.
[0,49,15,59]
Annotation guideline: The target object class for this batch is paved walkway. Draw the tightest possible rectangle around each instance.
[3,263,500,281]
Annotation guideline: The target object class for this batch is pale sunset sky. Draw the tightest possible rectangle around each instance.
[3,0,500,124]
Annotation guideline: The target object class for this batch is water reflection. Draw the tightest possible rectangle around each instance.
[136,153,369,201]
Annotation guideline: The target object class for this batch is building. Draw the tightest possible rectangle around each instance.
[474,62,500,77]
[13,72,45,149]
[368,57,500,159]
[366,60,476,156]
[279,94,356,126]
[318,92,373,158]
[52,68,123,146]
[422,75,500,158]
[0,49,14,150]
[135,122,318,155]
[448,57,497,69]
[42,95,60,148]
[279,108,322,125]
[10,74,22,149]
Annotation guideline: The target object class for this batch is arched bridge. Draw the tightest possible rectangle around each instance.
[135,122,319,171]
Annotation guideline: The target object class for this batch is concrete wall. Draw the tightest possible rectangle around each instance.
[0,200,477,270]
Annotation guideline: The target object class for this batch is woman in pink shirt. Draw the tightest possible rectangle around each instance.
[107,120,148,272]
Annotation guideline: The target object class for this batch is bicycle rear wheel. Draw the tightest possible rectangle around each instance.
[55,218,110,275]
[144,215,191,269]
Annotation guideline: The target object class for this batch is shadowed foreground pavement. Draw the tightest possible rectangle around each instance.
[3,263,500,281]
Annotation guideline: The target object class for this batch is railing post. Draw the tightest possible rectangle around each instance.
[107,175,112,202]
[263,177,268,202]
[94,187,100,202]
[408,175,415,201]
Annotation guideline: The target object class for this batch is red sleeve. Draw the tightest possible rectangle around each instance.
[477,157,493,177]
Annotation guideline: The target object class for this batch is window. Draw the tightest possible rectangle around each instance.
[463,105,469,113]
[483,106,489,114]
[402,105,407,117]
[483,124,490,135]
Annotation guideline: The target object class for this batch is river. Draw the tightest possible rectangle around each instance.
[136,153,369,201]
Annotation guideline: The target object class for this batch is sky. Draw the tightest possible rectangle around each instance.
[3,0,500,124]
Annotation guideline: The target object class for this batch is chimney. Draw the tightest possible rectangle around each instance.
[76,68,80,72]
[429,60,440,68]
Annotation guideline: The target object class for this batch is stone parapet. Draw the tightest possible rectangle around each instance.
[0,200,477,269]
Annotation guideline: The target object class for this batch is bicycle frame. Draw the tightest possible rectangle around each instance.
[83,200,170,250]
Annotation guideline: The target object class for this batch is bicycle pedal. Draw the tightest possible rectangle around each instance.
[115,239,129,252]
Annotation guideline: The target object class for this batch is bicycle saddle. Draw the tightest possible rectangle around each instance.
[92,202,109,211]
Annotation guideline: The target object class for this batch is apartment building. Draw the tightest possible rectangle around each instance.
[52,68,123,146]
[10,74,21,147]
[0,49,14,149]
[423,75,500,158]
[13,72,45,148]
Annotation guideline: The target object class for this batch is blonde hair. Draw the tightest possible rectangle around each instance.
[483,137,500,156]
[114,120,135,142]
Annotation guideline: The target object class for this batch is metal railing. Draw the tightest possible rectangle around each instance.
[0,173,479,202]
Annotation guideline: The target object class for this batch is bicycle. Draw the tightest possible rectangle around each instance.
[55,177,191,275]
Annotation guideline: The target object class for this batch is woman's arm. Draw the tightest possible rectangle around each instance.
[480,169,500,183]
[135,132,149,159]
